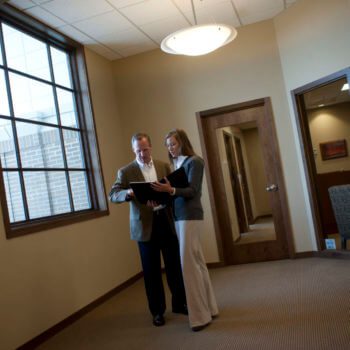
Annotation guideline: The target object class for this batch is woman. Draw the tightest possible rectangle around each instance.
[152,129,218,331]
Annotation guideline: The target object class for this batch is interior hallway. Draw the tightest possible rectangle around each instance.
[34,258,350,350]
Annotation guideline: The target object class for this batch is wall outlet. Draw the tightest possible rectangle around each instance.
[325,239,336,250]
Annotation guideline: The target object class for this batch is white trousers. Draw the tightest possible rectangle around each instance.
[175,220,219,327]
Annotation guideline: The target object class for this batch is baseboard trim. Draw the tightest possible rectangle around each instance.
[207,262,225,268]
[294,251,316,258]
[294,250,350,260]
[17,271,143,350]
[314,250,350,259]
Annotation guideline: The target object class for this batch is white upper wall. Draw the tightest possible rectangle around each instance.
[273,0,350,251]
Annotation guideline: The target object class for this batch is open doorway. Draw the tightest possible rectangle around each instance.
[293,68,350,253]
[219,125,276,245]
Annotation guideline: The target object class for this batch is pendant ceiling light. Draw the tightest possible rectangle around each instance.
[161,0,237,56]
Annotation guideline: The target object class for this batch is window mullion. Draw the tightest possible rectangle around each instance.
[46,44,74,212]
[69,53,97,209]
[0,23,30,221]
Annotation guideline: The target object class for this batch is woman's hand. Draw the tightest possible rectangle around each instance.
[151,178,174,193]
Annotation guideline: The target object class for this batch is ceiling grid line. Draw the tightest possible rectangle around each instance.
[34,2,125,58]
[170,0,192,26]
[6,0,298,60]
[105,0,160,46]
[229,0,243,27]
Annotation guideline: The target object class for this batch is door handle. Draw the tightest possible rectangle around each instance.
[266,184,278,192]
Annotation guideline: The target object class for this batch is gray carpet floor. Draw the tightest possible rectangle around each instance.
[37,258,350,350]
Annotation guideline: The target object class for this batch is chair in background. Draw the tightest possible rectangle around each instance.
[328,185,350,250]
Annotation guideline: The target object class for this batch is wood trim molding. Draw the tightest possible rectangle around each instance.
[290,67,350,254]
[294,251,316,259]
[207,261,226,269]
[294,251,350,259]
[17,272,143,350]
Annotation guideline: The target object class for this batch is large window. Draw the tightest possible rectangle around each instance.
[0,7,108,238]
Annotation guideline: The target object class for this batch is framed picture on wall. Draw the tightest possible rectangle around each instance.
[320,139,348,160]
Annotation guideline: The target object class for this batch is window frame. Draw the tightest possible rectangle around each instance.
[0,4,109,238]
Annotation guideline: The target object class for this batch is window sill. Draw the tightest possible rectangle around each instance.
[5,209,109,239]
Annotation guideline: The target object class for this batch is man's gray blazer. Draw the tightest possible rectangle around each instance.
[109,159,174,242]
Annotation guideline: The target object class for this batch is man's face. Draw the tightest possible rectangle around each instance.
[132,137,152,164]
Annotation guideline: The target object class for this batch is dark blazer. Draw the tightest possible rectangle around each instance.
[173,156,204,221]
[109,159,174,241]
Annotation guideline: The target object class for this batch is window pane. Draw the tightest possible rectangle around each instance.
[51,47,72,88]
[63,130,84,168]
[0,118,18,168]
[10,72,57,124]
[17,121,64,168]
[3,171,25,223]
[24,171,71,219]
[57,88,78,127]
[0,69,10,116]
[2,24,50,81]
[69,171,91,211]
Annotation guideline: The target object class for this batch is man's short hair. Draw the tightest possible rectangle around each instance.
[131,133,152,147]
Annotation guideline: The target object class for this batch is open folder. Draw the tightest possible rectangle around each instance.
[130,167,188,204]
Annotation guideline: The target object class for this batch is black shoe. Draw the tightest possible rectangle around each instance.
[172,304,188,315]
[191,322,210,332]
[152,314,165,327]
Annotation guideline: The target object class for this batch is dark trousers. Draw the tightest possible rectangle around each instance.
[138,209,186,316]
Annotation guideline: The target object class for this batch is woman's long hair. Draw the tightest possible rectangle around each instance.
[165,129,196,162]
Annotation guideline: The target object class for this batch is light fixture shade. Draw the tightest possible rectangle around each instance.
[161,24,237,56]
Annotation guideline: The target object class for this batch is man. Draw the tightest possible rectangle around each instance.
[109,133,187,327]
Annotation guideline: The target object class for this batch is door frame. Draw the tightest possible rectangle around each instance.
[291,67,350,255]
[196,97,295,265]
[222,131,248,234]
[233,135,254,225]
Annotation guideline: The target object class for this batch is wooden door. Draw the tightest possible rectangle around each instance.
[197,98,294,265]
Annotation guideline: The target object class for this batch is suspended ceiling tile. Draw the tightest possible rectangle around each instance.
[234,0,284,25]
[99,28,157,51]
[74,10,134,39]
[117,42,158,57]
[118,0,179,26]
[8,0,36,10]
[25,6,66,28]
[31,0,53,4]
[183,1,241,27]
[173,0,229,16]
[41,0,114,23]
[87,43,122,60]
[140,14,189,44]
[108,0,148,9]
[56,24,96,44]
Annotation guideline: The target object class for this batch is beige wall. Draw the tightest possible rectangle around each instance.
[274,0,350,251]
[0,49,140,350]
[308,103,350,173]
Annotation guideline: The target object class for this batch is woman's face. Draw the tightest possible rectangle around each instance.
[166,135,181,158]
